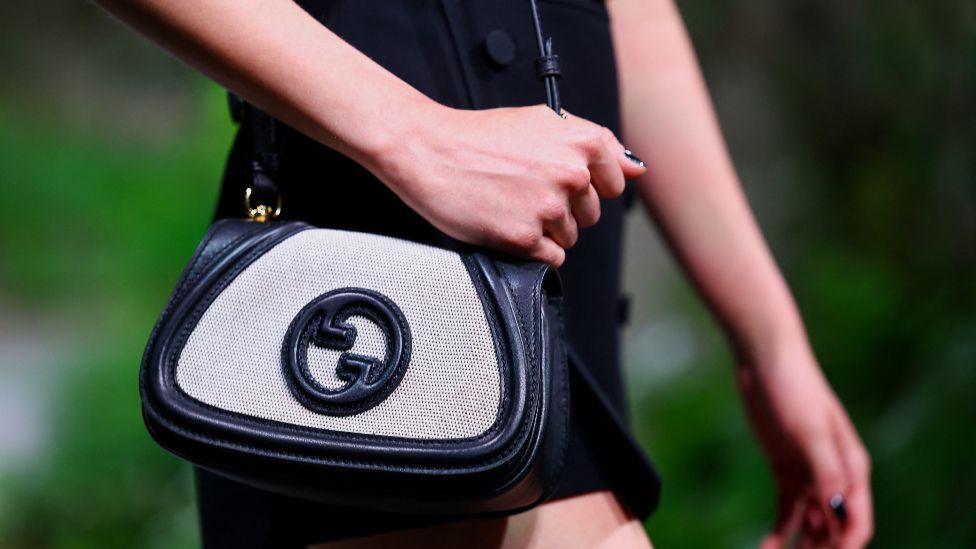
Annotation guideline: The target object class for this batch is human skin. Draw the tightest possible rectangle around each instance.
[95,0,872,546]
[611,0,873,547]
[96,0,642,267]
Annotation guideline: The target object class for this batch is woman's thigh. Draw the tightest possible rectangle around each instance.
[310,490,653,549]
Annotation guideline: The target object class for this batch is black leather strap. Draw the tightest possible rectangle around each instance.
[225,93,282,210]
[245,102,280,174]
[565,346,661,518]
[242,102,281,208]
[527,0,562,114]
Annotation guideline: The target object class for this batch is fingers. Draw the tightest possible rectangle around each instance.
[544,209,579,249]
[802,501,835,548]
[492,106,647,266]
[494,223,565,267]
[794,410,873,549]
[586,127,628,199]
[495,189,578,267]
[528,235,566,267]
[804,434,848,547]
[761,491,804,549]
[839,485,873,549]
[836,417,874,548]
[561,110,646,198]
[570,184,601,228]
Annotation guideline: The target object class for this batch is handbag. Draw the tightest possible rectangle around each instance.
[140,0,575,515]
[140,215,570,514]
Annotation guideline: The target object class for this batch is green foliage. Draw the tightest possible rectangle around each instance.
[0,84,231,548]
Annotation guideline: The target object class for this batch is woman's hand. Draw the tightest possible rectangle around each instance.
[94,0,640,267]
[738,349,873,549]
[367,103,646,267]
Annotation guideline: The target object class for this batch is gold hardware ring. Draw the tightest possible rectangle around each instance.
[244,186,282,222]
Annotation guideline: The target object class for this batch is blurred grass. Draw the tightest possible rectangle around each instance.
[0,0,974,548]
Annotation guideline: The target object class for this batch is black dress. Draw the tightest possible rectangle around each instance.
[199,0,660,546]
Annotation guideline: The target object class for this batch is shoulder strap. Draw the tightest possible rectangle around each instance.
[227,92,281,220]
[243,101,281,213]
[528,0,563,114]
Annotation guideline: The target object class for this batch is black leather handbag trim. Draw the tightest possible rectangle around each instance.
[140,219,570,513]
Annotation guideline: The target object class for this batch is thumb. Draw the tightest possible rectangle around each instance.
[762,491,803,549]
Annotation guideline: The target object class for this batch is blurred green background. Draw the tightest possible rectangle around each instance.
[0,0,973,547]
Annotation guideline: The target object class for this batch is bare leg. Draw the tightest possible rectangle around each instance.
[310,490,652,549]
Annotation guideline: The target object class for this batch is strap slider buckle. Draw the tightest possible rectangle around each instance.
[534,53,562,80]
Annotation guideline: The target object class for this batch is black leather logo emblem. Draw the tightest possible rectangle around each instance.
[283,288,411,416]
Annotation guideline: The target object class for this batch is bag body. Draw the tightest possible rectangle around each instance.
[141,218,570,514]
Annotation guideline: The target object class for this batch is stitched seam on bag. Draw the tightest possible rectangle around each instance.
[164,342,526,472]
[501,269,531,364]
[161,255,537,468]
[499,265,541,406]
[142,222,263,392]
[170,250,518,447]
[496,264,541,458]
[148,407,531,472]
[160,330,537,472]
[175,221,251,301]
[453,259,512,441]
[153,224,299,381]
[548,302,571,491]
[158,244,542,469]
[530,268,547,366]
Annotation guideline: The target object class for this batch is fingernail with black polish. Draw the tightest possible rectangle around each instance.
[828,494,848,522]
[624,149,645,169]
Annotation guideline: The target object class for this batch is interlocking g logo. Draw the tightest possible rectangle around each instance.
[283,288,411,416]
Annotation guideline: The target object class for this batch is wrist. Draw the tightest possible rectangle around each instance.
[351,92,446,189]
[731,305,815,375]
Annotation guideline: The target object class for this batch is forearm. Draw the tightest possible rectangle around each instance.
[609,0,811,368]
[95,0,432,168]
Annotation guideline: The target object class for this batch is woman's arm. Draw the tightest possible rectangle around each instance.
[97,0,644,266]
[98,0,421,168]
[608,0,872,547]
